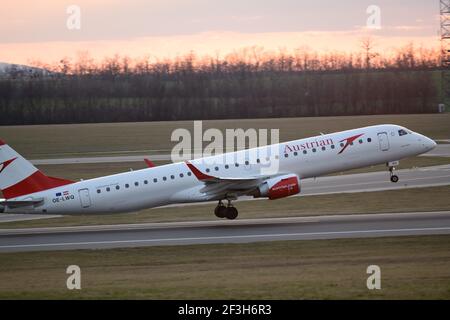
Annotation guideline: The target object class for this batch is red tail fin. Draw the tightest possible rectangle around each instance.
[0,140,74,199]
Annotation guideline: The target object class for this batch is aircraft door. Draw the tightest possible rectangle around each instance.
[377,132,390,151]
[78,188,91,208]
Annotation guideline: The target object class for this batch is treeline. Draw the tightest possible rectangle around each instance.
[0,43,442,125]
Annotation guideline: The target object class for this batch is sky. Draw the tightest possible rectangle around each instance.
[0,0,441,65]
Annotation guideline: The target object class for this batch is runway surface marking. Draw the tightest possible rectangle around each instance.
[1,226,450,250]
[1,211,449,252]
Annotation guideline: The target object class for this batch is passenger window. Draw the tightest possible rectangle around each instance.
[116,185,120,190]
[367,138,372,142]
[134,182,139,186]
[106,187,110,192]
[303,150,307,154]
[153,178,157,183]
[144,180,148,184]
[294,152,298,156]
[331,145,335,149]
[321,146,326,151]
[312,148,316,152]
[214,166,219,171]
[225,164,229,169]
[358,139,363,144]
[284,154,288,158]
[170,175,175,179]
[125,184,129,188]
[97,189,101,194]
[163,177,167,181]
[187,172,192,176]
[180,173,184,178]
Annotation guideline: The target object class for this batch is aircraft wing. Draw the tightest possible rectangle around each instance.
[186,162,271,183]
[0,198,44,210]
[185,162,275,197]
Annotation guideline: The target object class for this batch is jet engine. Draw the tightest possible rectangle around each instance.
[254,174,300,200]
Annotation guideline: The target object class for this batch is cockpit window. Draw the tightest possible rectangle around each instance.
[398,129,408,136]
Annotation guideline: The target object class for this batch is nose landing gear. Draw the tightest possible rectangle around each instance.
[214,199,238,220]
[387,161,399,183]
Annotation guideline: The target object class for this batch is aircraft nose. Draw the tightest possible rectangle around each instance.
[427,137,437,150]
[422,136,437,151]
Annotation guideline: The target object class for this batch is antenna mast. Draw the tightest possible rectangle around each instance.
[440,0,450,108]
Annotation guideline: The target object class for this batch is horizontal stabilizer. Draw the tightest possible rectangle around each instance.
[0,198,44,211]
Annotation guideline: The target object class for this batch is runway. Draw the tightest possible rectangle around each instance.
[0,211,449,252]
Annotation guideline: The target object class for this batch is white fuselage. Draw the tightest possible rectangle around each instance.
[4,124,436,214]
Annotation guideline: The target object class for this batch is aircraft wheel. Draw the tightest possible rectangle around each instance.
[214,205,227,218]
[390,175,399,183]
[225,207,238,220]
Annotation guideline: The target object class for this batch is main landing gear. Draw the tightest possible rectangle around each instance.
[214,200,238,220]
[387,161,399,183]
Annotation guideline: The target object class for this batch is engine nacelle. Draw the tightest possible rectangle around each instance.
[254,174,300,200]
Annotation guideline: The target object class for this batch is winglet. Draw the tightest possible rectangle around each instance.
[185,162,214,181]
[144,158,156,168]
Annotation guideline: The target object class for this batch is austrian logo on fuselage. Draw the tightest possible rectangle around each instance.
[283,133,364,155]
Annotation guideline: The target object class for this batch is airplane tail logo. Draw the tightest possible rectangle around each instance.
[0,157,17,174]
[0,139,74,199]
[338,133,364,154]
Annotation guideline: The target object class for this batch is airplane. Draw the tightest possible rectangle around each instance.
[0,124,436,220]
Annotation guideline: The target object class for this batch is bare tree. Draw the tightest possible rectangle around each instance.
[360,36,379,69]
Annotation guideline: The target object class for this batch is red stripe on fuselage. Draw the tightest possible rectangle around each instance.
[2,171,74,199]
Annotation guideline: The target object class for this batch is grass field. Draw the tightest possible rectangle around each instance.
[2,185,450,229]
[0,114,449,159]
[0,235,449,299]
